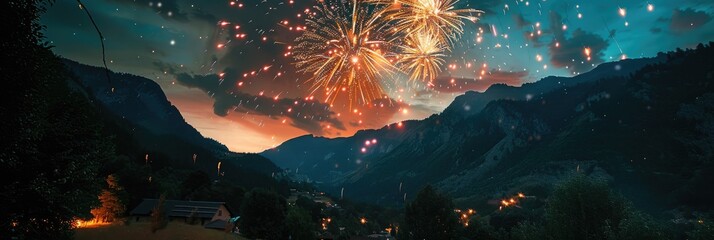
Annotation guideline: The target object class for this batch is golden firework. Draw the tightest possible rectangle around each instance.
[293,0,397,106]
[398,31,446,82]
[372,0,482,45]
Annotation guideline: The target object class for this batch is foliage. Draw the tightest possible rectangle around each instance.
[509,221,545,240]
[463,217,501,240]
[403,185,459,240]
[295,195,324,222]
[239,188,287,240]
[687,218,714,240]
[286,207,316,240]
[546,174,666,240]
[1,1,115,239]
[90,175,127,223]
[150,194,168,233]
[606,211,668,240]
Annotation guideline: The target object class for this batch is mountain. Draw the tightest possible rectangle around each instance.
[441,53,667,120]
[261,54,664,187]
[261,44,714,214]
[63,59,280,181]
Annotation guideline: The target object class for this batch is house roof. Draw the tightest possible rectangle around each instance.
[204,219,231,230]
[130,199,229,219]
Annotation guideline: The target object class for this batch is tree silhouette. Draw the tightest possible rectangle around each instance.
[1,1,116,239]
[286,207,316,240]
[150,194,168,233]
[239,188,287,240]
[403,185,459,240]
[546,175,666,240]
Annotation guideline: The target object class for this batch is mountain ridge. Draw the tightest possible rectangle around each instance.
[261,45,714,215]
[62,59,280,178]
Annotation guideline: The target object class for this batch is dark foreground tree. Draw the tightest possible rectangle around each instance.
[1,1,115,239]
[403,185,459,240]
[546,175,667,240]
[286,207,316,240]
[239,188,287,240]
[150,194,168,233]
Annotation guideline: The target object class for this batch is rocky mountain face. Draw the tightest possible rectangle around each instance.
[262,45,714,213]
[63,59,279,181]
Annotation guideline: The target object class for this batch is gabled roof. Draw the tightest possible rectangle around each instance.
[204,219,231,230]
[130,199,229,219]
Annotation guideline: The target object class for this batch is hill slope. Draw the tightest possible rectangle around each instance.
[63,59,281,192]
[262,45,714,214]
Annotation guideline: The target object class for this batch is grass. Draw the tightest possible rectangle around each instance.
[74,221,247,240]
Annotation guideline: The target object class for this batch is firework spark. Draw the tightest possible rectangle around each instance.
[398,31,446,82]
[372,0,482,45]
[293,0,396,106]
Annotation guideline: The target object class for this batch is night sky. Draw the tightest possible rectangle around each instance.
[41,0,714,152]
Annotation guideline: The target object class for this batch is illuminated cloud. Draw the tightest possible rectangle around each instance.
[670,8,712,32]
[548,12,608,74]
[430,70,527,93]
[173,69,346,135]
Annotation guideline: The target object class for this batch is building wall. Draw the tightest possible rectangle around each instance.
[211,205,230,222]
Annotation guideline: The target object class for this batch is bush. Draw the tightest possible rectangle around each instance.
[150,194,168,233]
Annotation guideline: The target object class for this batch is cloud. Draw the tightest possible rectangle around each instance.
[548,12,608,74]
[469,0,506,13]
[513,13,531,28]
[524,30,546,47]
[429,70,527,93]
[670,8,712,32]
[173,69,346,135]
[108,0,189,21]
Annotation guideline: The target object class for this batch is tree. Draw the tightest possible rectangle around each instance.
[286,207,316,240]
[150,194,168,233]
[90,175,126,223]
[180,170,211,199]
[1,1,115,239]
[239,188,287,240]
[687,218,714,240]
[546,174,666,240]
[403,185,459,240]
[295,195,324,222]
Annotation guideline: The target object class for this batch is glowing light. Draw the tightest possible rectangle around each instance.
[647,4,654,12]
[293,0,397,105]
[618,7,626,17]
[371,0,483,45]
[398,31,446,82]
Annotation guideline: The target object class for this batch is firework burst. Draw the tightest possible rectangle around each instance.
[372,0,482,45]
[293,0,397,106]
[398,31,446,82]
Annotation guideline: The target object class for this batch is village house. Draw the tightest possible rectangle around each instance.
[129,199,232,230]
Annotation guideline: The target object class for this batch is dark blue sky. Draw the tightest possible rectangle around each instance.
[41,0,714,152]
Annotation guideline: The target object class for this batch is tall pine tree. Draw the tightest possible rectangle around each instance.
[1,1,115,239]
